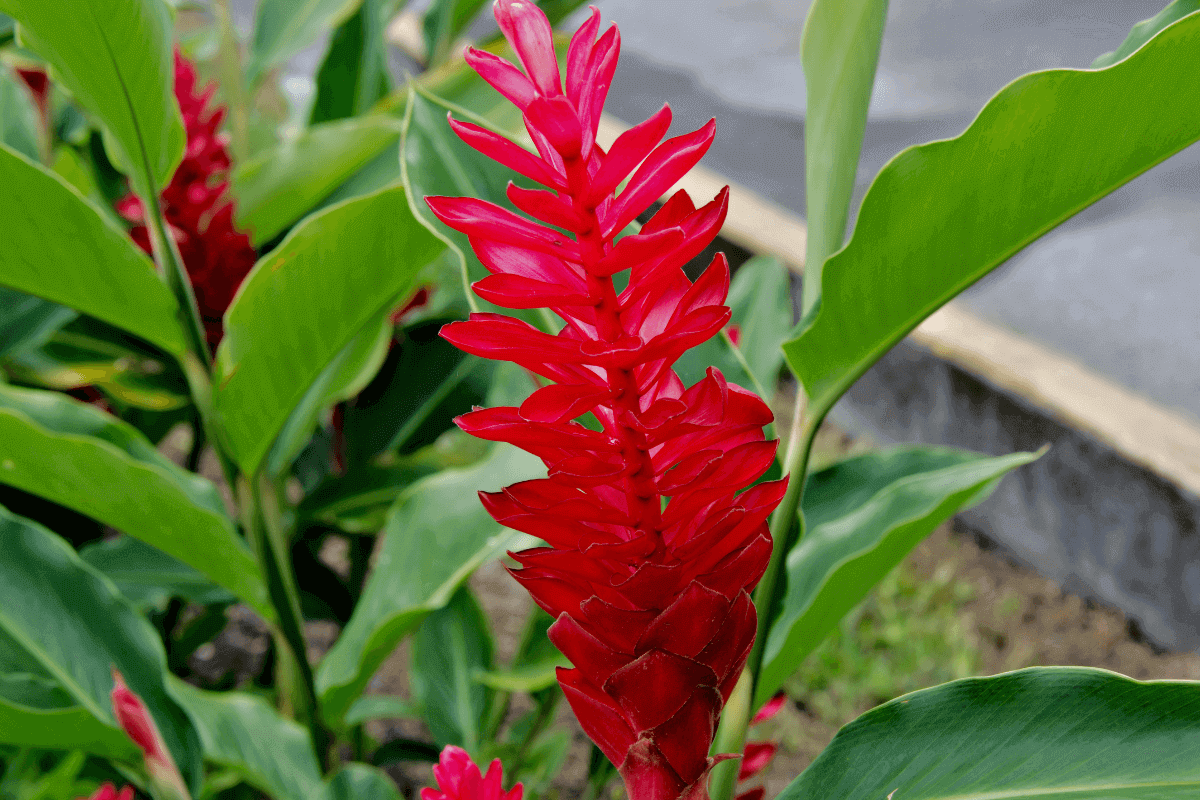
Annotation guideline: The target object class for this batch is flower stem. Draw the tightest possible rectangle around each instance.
[707,667,752,800]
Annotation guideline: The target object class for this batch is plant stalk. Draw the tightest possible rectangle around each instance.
[707,668,752,800]
[212,0,251,163]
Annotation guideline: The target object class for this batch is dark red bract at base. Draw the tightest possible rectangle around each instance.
[430,3,786,799]
[118,51,256,351]
[422,745,523,800]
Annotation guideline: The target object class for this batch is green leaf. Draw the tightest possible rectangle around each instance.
[0,0,184,196]
[231,116,403,246]
[322,763,403,800]
[343,695,417,726]
[342,318,494,463]
[755,446,1041,707]
[0,145,187,356]
[784,12,1200,429]
[213,185,443,476]
[0,287,75,360]
[777,667,1200,800]
[169,678,324,800]
[310,0,392,124]
[423,0,489,67]
[5,316,189,411]
[297,462,438,534]
[0,673,139,758]
[0,66,40,161]
[79,536,235,611]
[0,505,203,787]
[316,444,543,726]
[675,255,792,398]
[412,586,494,751]
[476,657,566,694]
[799,0,888,317]
[249,0,363,85]
[372,738,440,765]
[0,385,272,619]
[1093,1,1200,68]
[264,310,393,477]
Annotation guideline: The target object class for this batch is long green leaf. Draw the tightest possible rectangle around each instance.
[0,505,203,788]
[310,0,393,124]
[213,185,443,476]
[80,536,235,611]
[248,0,363,86]
[316,444,542,726]
[411,586,494,752]
[799,0,888,317]
[777,667,1200,800]
[0,146,187,356]
[169,678,324,800]
[0,385,272,619]
[422,0,489,67]
[231,116,402,246]
[0,287,75,360]
[0,674,138,758]
[783,12,1200,428]
[756,446,1040,706]
[1093,1,1200,68]
[0,0,183,195]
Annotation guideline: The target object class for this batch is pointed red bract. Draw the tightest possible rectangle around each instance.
[77,784,135,800]
[433,4,786,799]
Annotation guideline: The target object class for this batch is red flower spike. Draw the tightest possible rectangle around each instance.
[422,745,523,800]
[119,51,256,351]
[433,4,786,799]
[77,784,135,800]
[111,669,189,800]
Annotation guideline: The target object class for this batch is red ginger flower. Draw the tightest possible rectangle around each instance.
[118,51,256,351]
[77,784,134,800]
[423,745,523,800]
[111,669,189,800]
[429,3,786,799]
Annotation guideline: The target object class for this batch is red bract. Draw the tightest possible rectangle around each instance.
[422,746,522,800]
[430,3,785,799]
[77,784,134,800]
[118,51,256,351]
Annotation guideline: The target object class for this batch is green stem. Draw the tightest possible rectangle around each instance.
[239,475,330,766]
[212,0,250,163]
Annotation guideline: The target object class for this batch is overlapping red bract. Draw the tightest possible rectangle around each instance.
[423,745,523,800]
[118,52,256,350]
[76,784,134,800]
[431,3,786,799]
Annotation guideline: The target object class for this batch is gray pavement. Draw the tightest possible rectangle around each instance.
[583,0,1200,422]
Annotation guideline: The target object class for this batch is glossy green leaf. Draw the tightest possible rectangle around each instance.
[5,316,189,411]
[248,0,362,85]
[1093,1,1200,68]
[0,287,75,360]
[476,657,566,694]
[322,763,403,800]
[0,385,272,619]
[343,695,417,726]
[316,444,543,726]
[231,116,402,246]
[0,0,183,195]
[264,311,393,477]
[79,536,235,611]
[298,462,438,534]
[213,185,443,476]
[799,0,888,316]
[0,66,40,161]
[423,0,489,67]
[0,505,202,787]
[310,0,393,124]
[777,667,1200,800]
[675,255,792,398]
[412,586,494,751]
[0,673,139,758]
[784,12,1200,428]
[343,318,494,463]
[169,678,323,800]
[756,446,1041,706]
[0,146,187,356]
